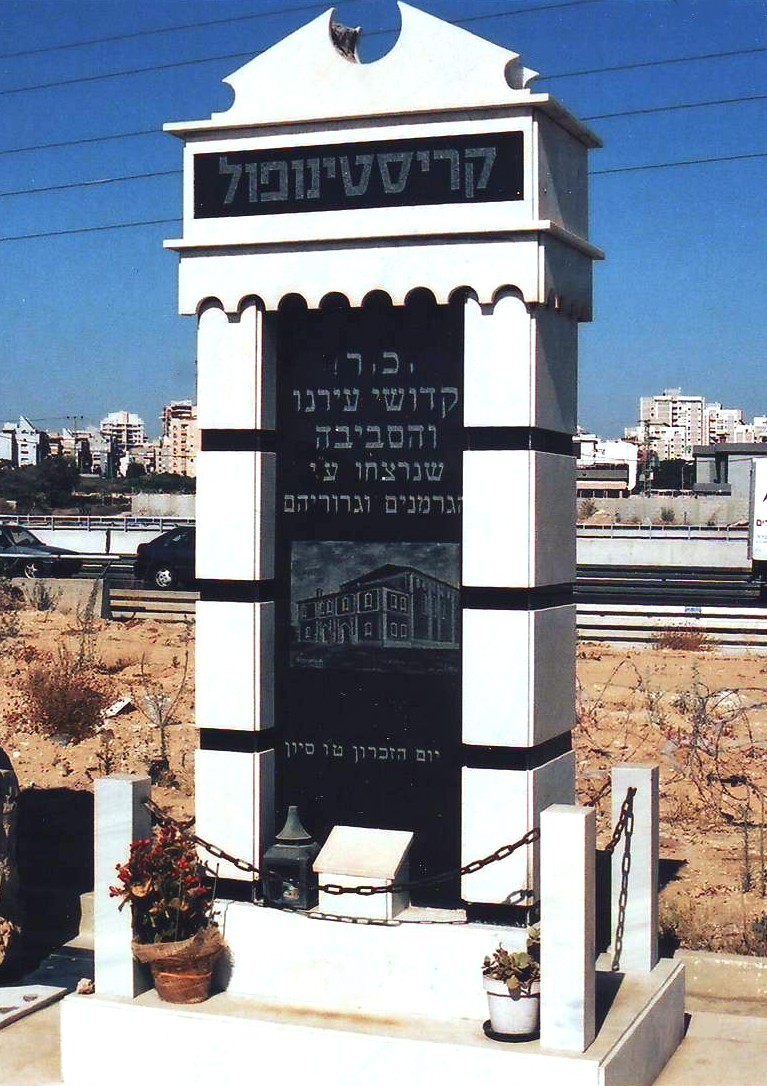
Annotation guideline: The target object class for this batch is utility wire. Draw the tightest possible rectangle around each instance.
[544,44,767,82]
[2,86,767,162]
[0,149,764,242]
[0,218,179,244]
[0,169,178,200]
[592,149,767,176]
[0,129,161,159]
[3,90,766,198]
[0,1,358,61]
[2,11,765,97]
[583,92,767,123]
[0,0,598,62]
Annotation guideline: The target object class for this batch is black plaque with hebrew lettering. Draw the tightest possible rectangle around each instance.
[195,131,523,218]
[275,299,463,907]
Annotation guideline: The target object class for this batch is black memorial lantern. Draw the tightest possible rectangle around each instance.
[262,806,320,910]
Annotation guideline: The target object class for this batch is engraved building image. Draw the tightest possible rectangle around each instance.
[296,564,459,650]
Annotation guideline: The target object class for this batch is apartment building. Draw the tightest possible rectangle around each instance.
[159,400,198,477]
[99,410,146,450]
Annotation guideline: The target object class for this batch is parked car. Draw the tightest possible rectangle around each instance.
[0,524,83,579]
[134,526,196,589]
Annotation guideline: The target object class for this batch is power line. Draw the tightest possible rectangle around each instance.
[2,81,767,163]
[0,218,179,244]
[5,8,764,98]
[0,0,597,63]
[592,149,767,176]
[544,44,767,81]
[3,89,766,200]
[583,92,767,123]
[0,1,357,61]
[0,169,178,200]
[0,48,255,98]
[0,148,764,243]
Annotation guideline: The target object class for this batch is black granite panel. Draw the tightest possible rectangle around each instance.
[195,131,523,219]
[275,298,464,906]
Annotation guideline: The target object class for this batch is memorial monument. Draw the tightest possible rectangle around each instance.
[177,1,601,919]
[61,8,687,1083]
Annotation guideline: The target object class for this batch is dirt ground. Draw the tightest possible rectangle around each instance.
[0,606,197,821]
[3,597,767,954]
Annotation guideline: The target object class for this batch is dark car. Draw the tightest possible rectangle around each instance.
[134,526,196,589]
[0,524,83,579]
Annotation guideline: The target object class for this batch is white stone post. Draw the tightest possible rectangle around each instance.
[94,774,152,998]
[610,763,659,973]
[540,804,596,1052]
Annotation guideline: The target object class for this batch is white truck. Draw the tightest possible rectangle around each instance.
[749,458,767,596]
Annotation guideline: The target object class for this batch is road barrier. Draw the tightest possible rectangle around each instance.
[577,602,767,651]
[103,582,767,652]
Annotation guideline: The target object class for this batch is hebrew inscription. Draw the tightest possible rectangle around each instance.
[278,303,462,539]
[194,131,523,218]
[276,302,462,907]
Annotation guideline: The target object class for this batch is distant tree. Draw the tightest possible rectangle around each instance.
[36,456,80,505]
[135,472,195,494]
[125,462,146,481]
[0,456,80,511]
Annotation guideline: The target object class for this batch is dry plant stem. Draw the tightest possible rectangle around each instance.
[756,790,760,899]
[134,619,191,763]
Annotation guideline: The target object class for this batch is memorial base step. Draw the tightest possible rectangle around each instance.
[61,958,684,1086]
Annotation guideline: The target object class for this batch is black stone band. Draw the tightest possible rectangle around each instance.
[200,426,573,456]
[464,427,574,456]
[199,729,276,753]
[198,579,277,603]
[464,902,537,926]
[200,430,276,452]
[462,584,573,610]
[462,731,572,771]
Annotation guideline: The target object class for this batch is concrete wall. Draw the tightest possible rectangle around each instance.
[19,578,104,616]
[130,493,195,518]
[578,494,748,525]
[577,534,748,568]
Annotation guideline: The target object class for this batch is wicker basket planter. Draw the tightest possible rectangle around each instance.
[133,927,224,1004]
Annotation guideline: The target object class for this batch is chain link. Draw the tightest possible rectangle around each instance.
[144,798,539,898]
[603,787,637,855]
[144,798,260,877]
[611,793,635,972]
[319,827,540,896]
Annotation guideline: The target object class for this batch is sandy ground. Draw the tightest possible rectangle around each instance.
[0,607,197,821]
[576,639,767,953]
[3,599,767,955]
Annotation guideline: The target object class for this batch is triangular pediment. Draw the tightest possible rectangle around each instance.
[170,3,538,131]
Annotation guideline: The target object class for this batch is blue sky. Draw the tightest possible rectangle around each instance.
[0,0,765,438]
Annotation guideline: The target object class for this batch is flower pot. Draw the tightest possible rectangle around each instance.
[133,927,224,1004]
[483,976,540,1037]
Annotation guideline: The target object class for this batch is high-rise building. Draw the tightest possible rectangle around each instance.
[159,400,198,477]
[99,410,146,449]
[638,389,705,457]
[633,389,747,460]
[704,403,743,444]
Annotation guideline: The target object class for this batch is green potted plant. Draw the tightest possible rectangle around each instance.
[110,822,224,1004]
[482,925,540,1037]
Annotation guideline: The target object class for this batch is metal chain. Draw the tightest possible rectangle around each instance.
[144,798,539,898]
[144,797,260,877]
[611,795,635,972]
[603,787,637,855]
[320,827,540,896]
